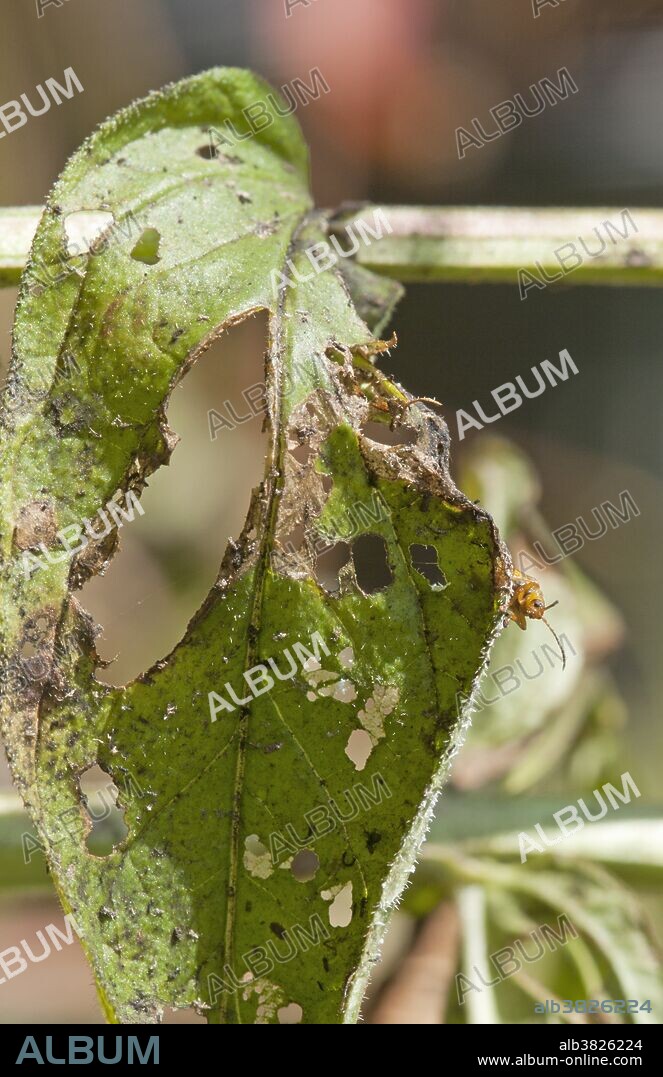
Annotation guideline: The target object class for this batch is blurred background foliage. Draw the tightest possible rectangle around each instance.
[1,0,663,1024]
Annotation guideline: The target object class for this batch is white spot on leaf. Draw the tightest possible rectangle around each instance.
[307,669,337,687]
[305,665,357,704]
[278,1002,303,1024]
[64,210,114,256]
[331,678,357,703]
[358,684,399,744]
[321,881,353,927]
[344,684,399,770]
[243,834,273,879]
[345,729,373,771]
[241,979,284,1024]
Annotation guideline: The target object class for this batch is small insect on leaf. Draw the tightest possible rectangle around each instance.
[507,568,566,669]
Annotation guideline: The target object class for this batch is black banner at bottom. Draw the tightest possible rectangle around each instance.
[1,1021,662,1068]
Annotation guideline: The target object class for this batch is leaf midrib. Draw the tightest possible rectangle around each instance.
[217,210,315,1024]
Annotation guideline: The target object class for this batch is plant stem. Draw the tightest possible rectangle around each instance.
[0,207,42,287]
[3,205,663,288]
[457,885,500,1024]
[332,205,663,286]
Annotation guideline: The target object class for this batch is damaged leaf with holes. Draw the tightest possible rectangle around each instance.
[0,68,510,1024]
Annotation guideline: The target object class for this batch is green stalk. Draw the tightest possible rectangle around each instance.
[3,205,663,289]
[0,207,43,287]
[332,205,663,286]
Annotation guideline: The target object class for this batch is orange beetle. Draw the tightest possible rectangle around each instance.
[507,568,566,669]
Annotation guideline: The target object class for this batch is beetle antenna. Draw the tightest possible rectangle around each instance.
[542,614,566,670]
[400,396,445,414]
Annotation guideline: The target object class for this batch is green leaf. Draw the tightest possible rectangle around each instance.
[427,796,663,887]
[429,794,663,846]
[0,793,51,891]
[464,819,663,878]
[419,850,663,1024]
[0,68,508,1024]
[486,860,663,1024]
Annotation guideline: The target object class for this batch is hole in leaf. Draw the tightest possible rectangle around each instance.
[81,314,269,686]
[314,541,351,593]
[288,440,314,466]
[20,639,38,660]
[352,534,393,593]
[361,420,417,446]
[64,210,115,257]
[79,764,128,855]
[131,227,161,265]
[345,729,373,771]
[278,524,307,571]
[409,544,448,590]
[19,613,52,661]
[283,523,306,550]
[291,849,320,882]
